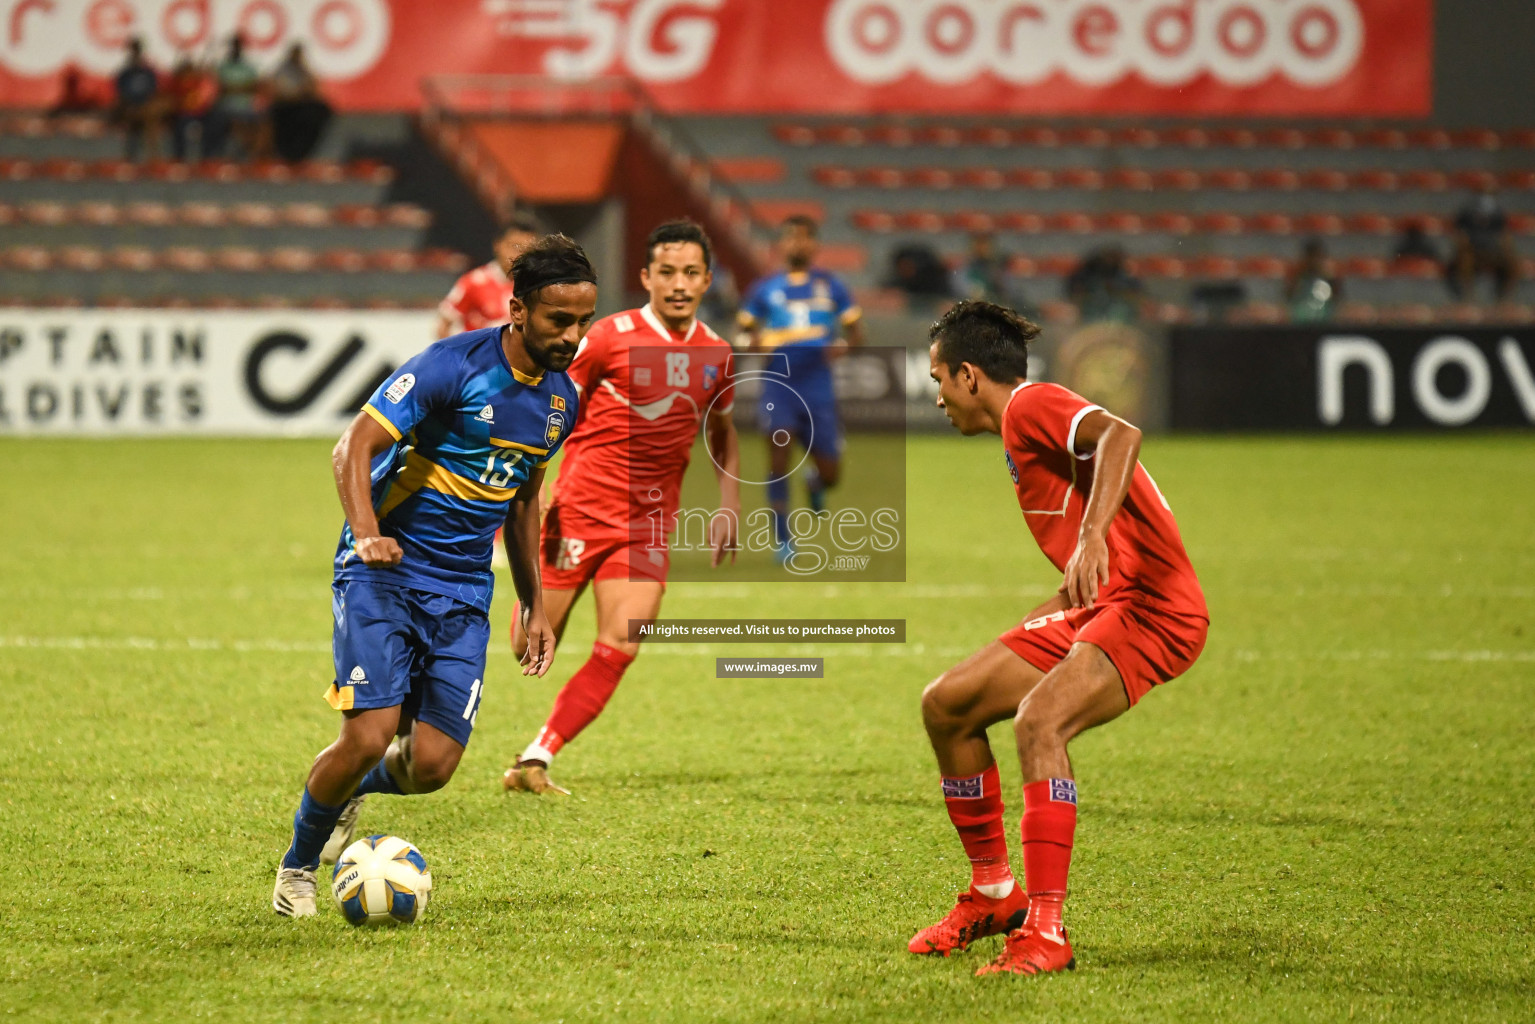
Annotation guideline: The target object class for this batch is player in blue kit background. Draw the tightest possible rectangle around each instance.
[272,235,597,918]
[738,215,863,562]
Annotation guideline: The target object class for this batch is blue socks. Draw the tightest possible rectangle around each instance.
[767,475,792,547]
[354,757,403,797]
[281,789,345,870]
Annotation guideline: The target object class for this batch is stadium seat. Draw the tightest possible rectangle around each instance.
[1407,128,1453,150]
[1188,255,1240,278]
[1343,256,1389,279]
[1393,256,1443,280]
[57,246,105,271]
[178,202,226,227]
[854,166,905,189]
[970,125,1021,147]
[75,201,120,226]
[850,209,895,232]
[1060,126,1111,148]
[771,123,816,146]
[909,167,955,189]
[1208,127,1258,148]
[1347,213,1397,235]
[1099,212,1145,234]
[21,201,69,225]
[996,211,1046,234]
[1506,170,1535,190]
[125,201,174,226]
[1338,301,1381,323]
[709,157,785,184]
[1248,212,1295,235]
[1295,213,1345,235]
[813,244,867,273]
[749,199,824,224]
[1300,169,1350,191]
[913,124,963,147]
[268,247,319,272]
[108,246,157,271]
[250,160,295,183]
[1197,212,1245,235]
[893,210,945,232]
[1232,302,1287,323]
[382,204,432,228]
[1452,170,1499,191]
[1352,169,1400,190]
[92,159,138,182]
[949,210,997,233]
[1206,169,1253,191]
[1002,168,1053,190]
[1105,168,1154,191]
[1146,212,1196,235]
[162,247,213,272]
[1047,211,1095,234]
[1036,300,1079,325]
[1152,169,1202,191]
[215,247,265,271]
[1055,168,1104,190]
[332,204,380,227]
[955,167,1006,189]
[1451,128,1502,151]
[1258,127,1308,149]
[1112,126,1161,148]
[812,166,857,188]
[866,124,914,147]
[1252,169,1301,190]
[1401,169,1449,191]
[1360,128,1409,150]
[1134,255,1188,278]
[195,160,243,182]
[230,203,280,228]
[1239,256,1289,279]
[321,249,369,272]
[8,246,53,270]
[299,161,347,183]
[1309,127,1358,149]
[1164,126,1212,148]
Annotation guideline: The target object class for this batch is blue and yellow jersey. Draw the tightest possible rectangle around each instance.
[738,268,860,386]
[333,326,579,611]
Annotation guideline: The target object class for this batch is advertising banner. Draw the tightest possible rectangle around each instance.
[0,308,437,435]
[0,0,1431,115]
[1171,327,1535,430]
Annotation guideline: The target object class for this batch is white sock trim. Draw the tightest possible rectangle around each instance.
[974,879,1016,900]
[520,742,555,766]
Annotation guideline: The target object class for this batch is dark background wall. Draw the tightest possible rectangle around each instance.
[1435,0,1535,125]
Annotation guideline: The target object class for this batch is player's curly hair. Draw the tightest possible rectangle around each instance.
[929,300,1040,383]
[645,218,713,269]
[511,233,597,304]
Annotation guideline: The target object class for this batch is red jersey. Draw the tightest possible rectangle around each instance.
[551,304,735,539]
[438,261,515,333]
[1002,382,1207,618]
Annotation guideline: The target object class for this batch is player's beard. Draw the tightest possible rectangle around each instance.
[526,333,578,372]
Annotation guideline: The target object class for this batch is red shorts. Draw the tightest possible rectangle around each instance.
[539,503,668,590]
[999,600,1208,706]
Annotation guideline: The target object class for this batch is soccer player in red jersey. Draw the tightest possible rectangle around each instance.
[436,215,539,338]
[501,219,740,795]
[910,301,1209,975]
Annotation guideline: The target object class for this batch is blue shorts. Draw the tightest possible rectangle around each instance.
[325,579,489,748]
[759,378,842,460]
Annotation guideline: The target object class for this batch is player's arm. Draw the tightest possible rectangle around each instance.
[1061,408,1142,609]
[705,403,741,566]
[505,464,555,677]
[332,412,403,568]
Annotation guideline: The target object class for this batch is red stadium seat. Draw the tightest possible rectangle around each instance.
[1504,170,1535,190]
[250,160,294,183]
[854,166,906,189]
[1112,126,1160,148]
[851,287,909,314]
[348,159,395,184]
[1047,211,1095,234]
[95,294,138,309]
[214,247,265,271]
[1441,302,1488,323]
[1295,213,1344,235]
[1099,211,1144,234]
[178,202,226,227]
[914,124,963,147]
[1036,255,1079,276]
[0,203,13,225]
[1005,256,1038,277]
[1209,127,1257,148]
[771,123,816,146]
[866,124,914,147]
[909,167,955,189]
[369,250,419,272]
[298,161,346,183]
[332,204,381,227]
[1401,169,1449,191]
[996,211,1046,233]
[1258,127,1307,149]
[709,157,786,184]
[1351,169,1400,191]
[1232,302,1286,324]
[1239,256,1289,279]
[1005,168,1055,190]
[850,209,895,232]
[1252,168,1301,190]
[21,201,70,225]
[0,157,34,180]
[1343,256,1388,279]
[811,165,857,188]
[1508,213,1535,235]
[1135,255,1187,278]
[1337,301,1380,323]
[57,246,105,271]
[1346,213,1396,235]
[819,124,866,146]
[1248,212,1295,235]
[1197,212,1245,234]
[321,248,368,272]
[955,167,1006,189]
[1309,127,1358,149]
[70,201,117,226]
[281,202,331,227]
[1006,126,1058,148]
[814,243,868,272]
[230,202,279,228]
[1417,214,1449,235]
[194,159,242,182]
[893,210,946,232]
[1152,168,1202,191]
[252,295,296,309]
[1507,129,1535,150]
[1300,169,1350,191]
[1036,300,1079,325]
[1188,255,1239,278]
[1105,168,1154,191]
[1451,128,1502,151]
[1384,303,1439,324]
[162,246,213,272]
[305,296,352,310]
[124,201,174,226]
[419,248,468,272]
[1391,256,1442,280]
[1163,126,1210,148]
[268,247,318,272]
[1360,128,1409,150]
[1146,212,1195,235]
[7,246,53,271]
[108,246,157,271]
[750,199,825,224]
[1407,128,1453,150]
[949,210,998,233]
[91,159,138,181]
[1059,126,1111,148]
[1054,167,1104,190]
[1451,170,1499,192]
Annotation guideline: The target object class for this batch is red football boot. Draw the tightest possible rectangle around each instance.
[975,924,1076,976]
[908,886,1029,956]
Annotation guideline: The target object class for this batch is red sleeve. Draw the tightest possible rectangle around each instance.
[438,272,472,321]
[1009,384,1102,458]
[567,320,613,395]
[715,345,737,414]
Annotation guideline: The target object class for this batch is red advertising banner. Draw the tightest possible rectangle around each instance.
[0,0,1432,115]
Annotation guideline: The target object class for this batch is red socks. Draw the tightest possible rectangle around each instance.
[942,763,1014,892]
[1021,778,1078,940]
[539,642,634,753]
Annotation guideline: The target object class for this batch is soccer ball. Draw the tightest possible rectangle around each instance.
[331,835,432,926]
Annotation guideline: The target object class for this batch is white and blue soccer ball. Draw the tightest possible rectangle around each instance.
[331,835,432,926]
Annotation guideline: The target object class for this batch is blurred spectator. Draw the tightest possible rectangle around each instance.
[436,214,540,338]
[1448,187,1517,301]
[1394,220,1441,263]
[48,63,105,117]
[167,56,218,162]
[1065,245,1142,323]
[211,35,265,158]
[885,243,953,305]
[1284,238,1342,322]
[952,233,1016,305]
[112,38,164,160]
[268,43,333,162]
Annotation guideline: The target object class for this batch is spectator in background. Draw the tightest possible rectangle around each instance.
[436,214,540,338]
[49,63,105,118]
[167,56,218,162]
[211,35,265,159]
[1284,238,1342,322]
[953,232,1015,305]
[1065,245,1142,323]
[885,242,953,307]
[1449,186,1518,301]
[1394,220,1441,264]
[112,38,163,160]
[268,43,333,162]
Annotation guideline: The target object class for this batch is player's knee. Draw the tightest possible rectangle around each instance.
[1013,693,1063,751]
[921,675,963,734]
[407,751,458,793]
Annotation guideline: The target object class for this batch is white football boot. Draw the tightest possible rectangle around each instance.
[272,866,318,917]
[320,794,366,864]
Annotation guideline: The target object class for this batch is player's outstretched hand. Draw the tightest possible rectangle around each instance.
[710,507,739,568]
[355,536,404,568]
[520,604,556,677]
[1063,529,1111,609]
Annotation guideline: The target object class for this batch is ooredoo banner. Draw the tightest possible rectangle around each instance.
[0,308,435,435]
[0,0,1431,115]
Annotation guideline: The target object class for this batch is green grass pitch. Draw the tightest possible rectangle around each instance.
[1,433,1531,1022]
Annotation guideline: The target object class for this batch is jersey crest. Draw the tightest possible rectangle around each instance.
[545,411,566,447]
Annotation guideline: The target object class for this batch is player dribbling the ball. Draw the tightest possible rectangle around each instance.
[271,235,596,917]
[911,301,1209,974]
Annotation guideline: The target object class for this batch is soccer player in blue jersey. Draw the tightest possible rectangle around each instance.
[272,235,597,917]
[738,215,863,561]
